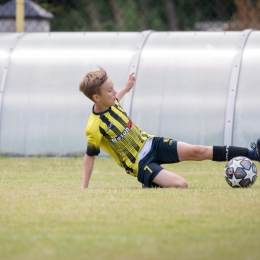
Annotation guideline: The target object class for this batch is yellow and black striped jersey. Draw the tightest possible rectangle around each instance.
[86,99,154,177]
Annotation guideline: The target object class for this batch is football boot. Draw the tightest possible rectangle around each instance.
[250,137,260,162]
[142,183,163,188]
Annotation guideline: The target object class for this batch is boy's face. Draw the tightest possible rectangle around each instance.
[94,77,117,109]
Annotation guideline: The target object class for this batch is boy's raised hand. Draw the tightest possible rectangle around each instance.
[116,73,136,101]
[125,73,136,92]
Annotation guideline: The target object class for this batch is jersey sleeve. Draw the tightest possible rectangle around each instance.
[85,120,103,156]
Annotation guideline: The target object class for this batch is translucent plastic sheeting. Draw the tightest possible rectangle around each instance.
[0,34,19,95]
[233,31,260,147]
[131,31,256,146]
[0,33,17,81]
[0,31,259,156]
[0,32,141,156]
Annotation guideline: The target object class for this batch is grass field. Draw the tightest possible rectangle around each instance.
[0,156,260,260]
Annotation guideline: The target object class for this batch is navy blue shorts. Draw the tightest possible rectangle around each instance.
[138,137,179,188]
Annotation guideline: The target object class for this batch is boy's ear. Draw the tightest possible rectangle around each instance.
[93,94,100,102]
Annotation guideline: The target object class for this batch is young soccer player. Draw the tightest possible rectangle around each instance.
[79,67,260,188]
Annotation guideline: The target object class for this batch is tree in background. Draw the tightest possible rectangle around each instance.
[44,0,236,31]
[0,0,258,31]
[230,0,260,29]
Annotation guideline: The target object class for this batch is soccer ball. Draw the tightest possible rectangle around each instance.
[224,156,257,188]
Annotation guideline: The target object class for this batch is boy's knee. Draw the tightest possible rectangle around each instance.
[153,170,188,188]
[177,179,188,188]
[169,178,188,188]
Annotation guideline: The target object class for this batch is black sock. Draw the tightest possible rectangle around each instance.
[213,146,248,162]
[248,149,257,161]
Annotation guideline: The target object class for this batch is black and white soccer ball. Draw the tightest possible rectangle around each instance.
[224,156,257,188]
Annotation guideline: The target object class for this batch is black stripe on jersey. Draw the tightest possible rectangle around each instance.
[110,124,124,137]
[109,109,127,127]
[114,102,128,117]
[99,113,110,128]
[99,114,122,137]
[99,125,134,164]
[99,126,105,136]
[120,146,136,164]
[122,160,134,174]
[99,125,112,140]
[100,111,126,137]
[129,136,142,153]
[123,127,142,153]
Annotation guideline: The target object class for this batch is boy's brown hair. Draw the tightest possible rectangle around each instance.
[79,66,108,101]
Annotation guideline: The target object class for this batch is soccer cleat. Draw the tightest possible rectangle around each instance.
[250,138,260,162]
[142,183,163,188]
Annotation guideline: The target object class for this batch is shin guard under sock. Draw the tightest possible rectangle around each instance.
[213,146,248,162]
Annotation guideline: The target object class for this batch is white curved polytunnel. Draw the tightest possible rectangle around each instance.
[0,30,259,156]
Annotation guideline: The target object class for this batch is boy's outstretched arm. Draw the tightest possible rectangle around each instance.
[116,73,136,101]
[82,154,95,188]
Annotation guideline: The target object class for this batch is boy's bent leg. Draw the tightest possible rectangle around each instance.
[152,169,188,188]
[177,141,213,161]
[138,161,187,188]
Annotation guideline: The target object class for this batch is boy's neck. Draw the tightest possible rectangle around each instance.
[93,103,110,114]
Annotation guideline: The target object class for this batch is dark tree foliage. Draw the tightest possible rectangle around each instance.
[2,0,259,31]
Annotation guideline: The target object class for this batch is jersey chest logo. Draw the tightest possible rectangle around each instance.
[106,122,114,132]
[110,119,133,143]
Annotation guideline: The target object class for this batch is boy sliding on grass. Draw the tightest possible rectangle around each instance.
[79,67,260,188]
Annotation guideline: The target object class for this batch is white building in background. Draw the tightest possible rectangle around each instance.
[0,0,54,32]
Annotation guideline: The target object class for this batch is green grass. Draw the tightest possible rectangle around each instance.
[0,157,260,260]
